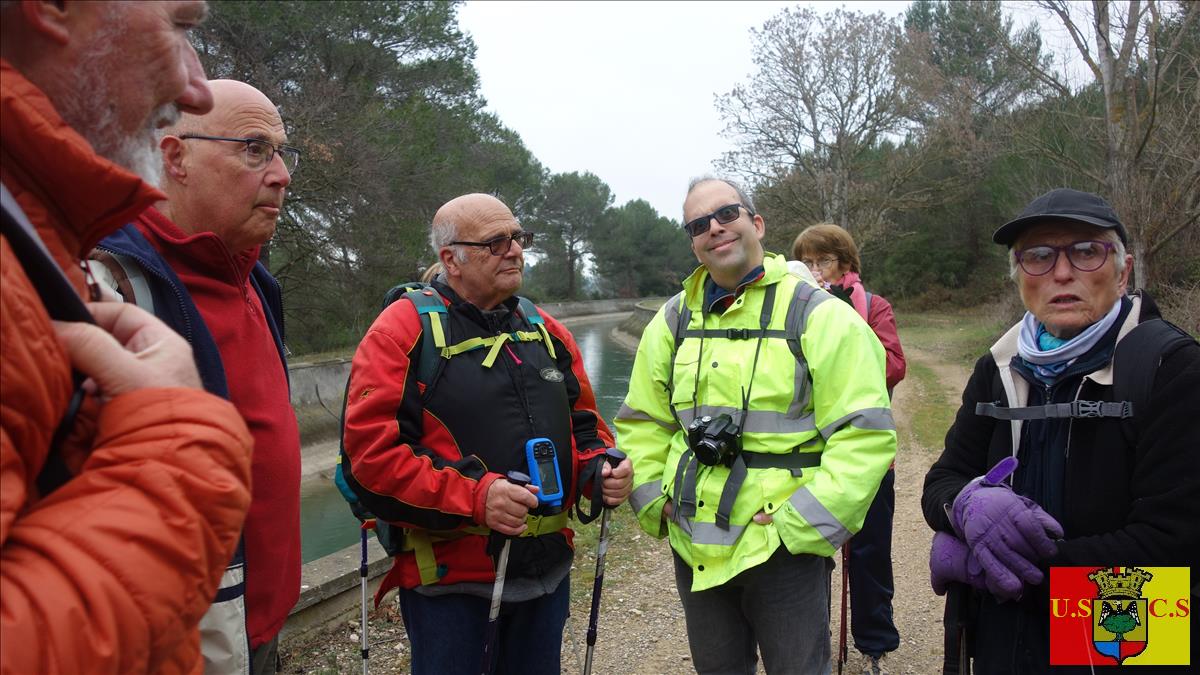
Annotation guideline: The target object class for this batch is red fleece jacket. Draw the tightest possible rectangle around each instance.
[135,208,301,647]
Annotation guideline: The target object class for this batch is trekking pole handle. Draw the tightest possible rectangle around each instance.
[601,448,626,509]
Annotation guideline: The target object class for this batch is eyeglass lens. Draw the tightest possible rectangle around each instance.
[1017,241,1110,276]
[246,140,299,172]
[684,204,743,237]
[801,258,838,269]
[487,231,534,255]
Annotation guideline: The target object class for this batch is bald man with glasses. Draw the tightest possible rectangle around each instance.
[339,193,631,674]
[90,79,301,675]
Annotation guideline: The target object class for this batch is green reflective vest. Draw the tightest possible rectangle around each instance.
[616,253,897,591]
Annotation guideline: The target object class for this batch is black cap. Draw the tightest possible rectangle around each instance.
[993,188,1128,246]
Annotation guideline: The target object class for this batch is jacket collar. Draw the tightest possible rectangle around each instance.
[431,278,519,330]
[682,252,789,310]
[0,59,164,256]
[137,206,261,285]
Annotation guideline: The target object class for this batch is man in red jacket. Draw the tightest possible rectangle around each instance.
[342,193,632,674]
[1,2,254,674]
[92,79,302,675]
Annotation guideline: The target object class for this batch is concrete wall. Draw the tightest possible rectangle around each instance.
[289,358,352,408]
[280,539,392,647]
[536,297,641,319]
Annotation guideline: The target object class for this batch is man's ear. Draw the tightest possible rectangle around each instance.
[18,0,75,46]
[439,247,460,277]
[159,136,188,183]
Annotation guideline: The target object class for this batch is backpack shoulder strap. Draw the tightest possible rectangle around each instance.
[1,186,92,323]
[515,295,556,360]
[398,285,448,385]
[88,250,156,313]
[1112,317,1197,442]
[1,184,91,496]
[865,291,873,316]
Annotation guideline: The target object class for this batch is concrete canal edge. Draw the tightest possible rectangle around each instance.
[280,297,652,648]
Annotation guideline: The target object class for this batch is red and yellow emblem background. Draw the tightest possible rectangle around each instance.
[1049,566,1190,666]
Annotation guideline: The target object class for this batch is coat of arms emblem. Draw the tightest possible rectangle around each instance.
[1088,566,1153,664]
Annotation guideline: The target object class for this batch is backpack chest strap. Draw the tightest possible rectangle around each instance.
[976,400,1133,420]
[441,329,547,367]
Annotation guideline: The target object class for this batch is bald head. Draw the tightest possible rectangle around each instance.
[430,194,514,258]
[165,80,279,138]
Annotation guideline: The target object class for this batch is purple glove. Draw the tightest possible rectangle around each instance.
[930,532,986,595]
[930,532,1029,602]
[951,457,1064,596]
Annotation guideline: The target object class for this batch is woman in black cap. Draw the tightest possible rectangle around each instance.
[921,188,1199,674]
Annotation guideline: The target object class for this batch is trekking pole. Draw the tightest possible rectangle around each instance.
[481,471,531,675]
[583,448,627,675]
[838,543,849,675]
[360,519,377,675]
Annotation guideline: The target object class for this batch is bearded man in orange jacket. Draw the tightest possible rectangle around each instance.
[0,2,254,673]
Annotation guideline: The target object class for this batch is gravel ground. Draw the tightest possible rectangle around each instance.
[281,342,971,675]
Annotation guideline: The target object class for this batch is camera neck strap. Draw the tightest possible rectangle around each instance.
[676,283,778,532]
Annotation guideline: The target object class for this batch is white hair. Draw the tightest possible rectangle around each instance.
[429,219,467,263]
[1008,226,1127,281]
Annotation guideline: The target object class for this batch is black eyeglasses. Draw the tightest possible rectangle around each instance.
[178,134,301,173]
[450,231,534,256]
[1014,240,1115,276]
[683,203,753,238]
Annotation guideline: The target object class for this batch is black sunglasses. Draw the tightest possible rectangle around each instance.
[450,231,534,256]
[684,203,753,238]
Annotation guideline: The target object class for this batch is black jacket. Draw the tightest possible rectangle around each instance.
[922,293,1200,674]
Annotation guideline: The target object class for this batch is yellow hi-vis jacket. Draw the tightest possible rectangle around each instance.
[615,253,897,591]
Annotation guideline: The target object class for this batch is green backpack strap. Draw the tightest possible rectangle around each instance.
[401,286,449,384]
[516,295,556,360]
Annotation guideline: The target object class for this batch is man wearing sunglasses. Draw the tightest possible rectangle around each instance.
[922,188,1199,674]
[89,79,301,675]
[340,193,632,674]
[617,177,896,673]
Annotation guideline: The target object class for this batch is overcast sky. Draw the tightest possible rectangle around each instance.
[457,1,911,221]
[456,1,1085,223]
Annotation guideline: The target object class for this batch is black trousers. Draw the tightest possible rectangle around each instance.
[848,467,900,657]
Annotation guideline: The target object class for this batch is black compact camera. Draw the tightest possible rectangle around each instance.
[687,414,742,466]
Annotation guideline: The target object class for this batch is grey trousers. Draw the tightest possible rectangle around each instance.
[250,635,280,675]
[673,547,833,675]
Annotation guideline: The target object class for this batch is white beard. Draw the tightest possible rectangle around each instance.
[54,10,172,188]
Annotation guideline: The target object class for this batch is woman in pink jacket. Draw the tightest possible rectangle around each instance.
[793,223,905,675]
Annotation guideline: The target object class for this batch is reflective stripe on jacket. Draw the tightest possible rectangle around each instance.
[616,253,897,591]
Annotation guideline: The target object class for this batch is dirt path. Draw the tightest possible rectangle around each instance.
[283,340,973,674]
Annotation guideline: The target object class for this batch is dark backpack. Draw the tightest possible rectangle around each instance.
[333,282,555,555]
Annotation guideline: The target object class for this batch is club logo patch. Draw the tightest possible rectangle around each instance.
[539,367,564,382]
[1050,566,1190,666]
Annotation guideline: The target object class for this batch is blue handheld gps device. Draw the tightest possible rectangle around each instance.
[524,438,564,508]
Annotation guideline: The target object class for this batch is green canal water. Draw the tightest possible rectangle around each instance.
[298,314,637,563]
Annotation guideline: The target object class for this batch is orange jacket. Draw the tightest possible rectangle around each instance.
[0,60,253,674]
